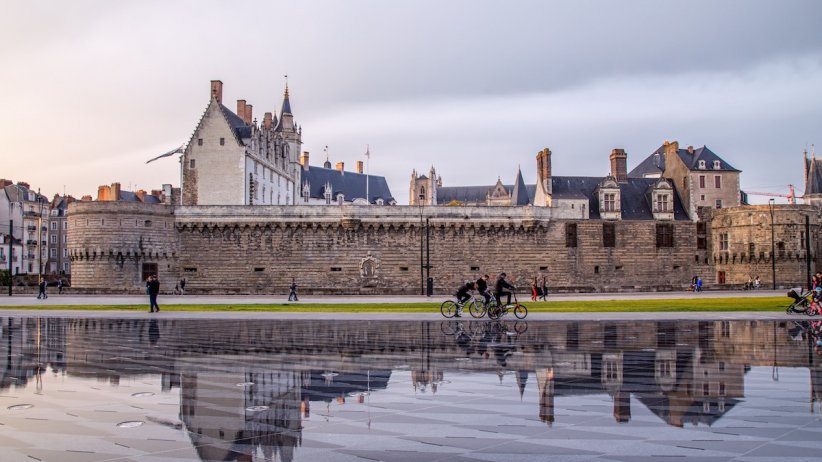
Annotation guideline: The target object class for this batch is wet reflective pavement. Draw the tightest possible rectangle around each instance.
[2,317,822,461]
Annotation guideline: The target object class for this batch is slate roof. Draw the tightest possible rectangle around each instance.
[511,169,530,206]
[219,104,252,140]
[115,191,161,204]
[804,157,822,196]
[629,145,740,178]
[3,184,48,204]
[435,176,688,220]
[303,166,395,204]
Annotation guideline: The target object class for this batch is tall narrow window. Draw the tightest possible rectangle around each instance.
[565,223,578,248]
[603,223,616,248]
[719,233,729,251]
[219,137,225,146]
[656,194,669,212]
[699,175,706,188]
[715,175,721,188]
[656,223,674,248]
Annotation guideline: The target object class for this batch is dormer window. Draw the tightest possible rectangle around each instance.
[698,160,706,169]
[376,198,384,206]
[337,193,344,205]
[713,160,721,169]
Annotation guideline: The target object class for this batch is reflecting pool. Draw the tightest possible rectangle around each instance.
[2,317,822,461]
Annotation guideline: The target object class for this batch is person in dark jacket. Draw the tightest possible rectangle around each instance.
[495,273,515,307]
[147,275,161,312]
[288,279,298,301]
[454,281,476,317]
[476,274,491,305]
[37,279,48,299]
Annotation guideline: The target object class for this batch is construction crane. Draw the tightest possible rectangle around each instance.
[744,184,801,205]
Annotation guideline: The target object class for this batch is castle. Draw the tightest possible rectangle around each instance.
[66,80,820,294]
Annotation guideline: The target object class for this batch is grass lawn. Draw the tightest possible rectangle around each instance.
[0,296,788,312]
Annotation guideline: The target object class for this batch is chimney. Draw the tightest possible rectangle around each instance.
[300,151,310,168]
[609,148,628,183]
[356,160,364,174]
[263,112,273,129]
[81,195,92,202]
[237,100,247,122]
[663,140,679,157]
[17,181,30,190]
[210,80,223,104]
[111,182,121,201]
[687,145,694,154]
[0,179,13,189]
[97,185,109,201]
[245,104,253,125]
[135,190,147,202]
[336,162,345,172]
[536,148,552,195]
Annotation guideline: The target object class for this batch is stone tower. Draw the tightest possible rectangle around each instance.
[409,166,439,205]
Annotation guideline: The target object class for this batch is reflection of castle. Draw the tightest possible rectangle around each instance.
[3,316,822,459]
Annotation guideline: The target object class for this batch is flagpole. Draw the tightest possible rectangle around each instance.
[365,145,370,204]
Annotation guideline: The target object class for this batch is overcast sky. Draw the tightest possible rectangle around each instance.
[1,0,821,203]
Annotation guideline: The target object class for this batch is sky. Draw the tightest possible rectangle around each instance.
[1,0,821,204]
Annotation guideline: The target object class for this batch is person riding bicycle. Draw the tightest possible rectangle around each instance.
[495,273,515,307]
[454,281,476,317]
[476,274,491,305]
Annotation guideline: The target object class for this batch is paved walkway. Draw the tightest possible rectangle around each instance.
[0,289,795,321]
[0,289,783,307]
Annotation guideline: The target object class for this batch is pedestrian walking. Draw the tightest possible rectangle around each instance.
[540,275,548,301]
[180,277,186,295]
[147,275,161,312]
[37,279,48,299]
[57,279,64,294]
[288,279,298,301]
[530,277,538,302]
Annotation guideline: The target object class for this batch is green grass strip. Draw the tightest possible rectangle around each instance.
[0,296,789,312]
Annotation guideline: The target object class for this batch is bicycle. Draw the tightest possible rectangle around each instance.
[440,298,469,318]
[467,292,497,318]
[487,291,528,320]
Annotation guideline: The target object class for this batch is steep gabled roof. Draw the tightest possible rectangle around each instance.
[219,104,252,140]
[303,166,394,204]
[629,145,740,177]
[805,157,822,196]
[511,168,530,206]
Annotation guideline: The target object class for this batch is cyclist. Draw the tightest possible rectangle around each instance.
[454,281,476,317]
[476,274,491,306]
[495,273,515,307]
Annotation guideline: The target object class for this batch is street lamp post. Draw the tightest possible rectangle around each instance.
[419,193,424,295]
[769,198,776,290]
[6,202,12,296]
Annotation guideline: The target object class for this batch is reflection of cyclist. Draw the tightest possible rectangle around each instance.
[455,281,476,317]
[495,273,515,307]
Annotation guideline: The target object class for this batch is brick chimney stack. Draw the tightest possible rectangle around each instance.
[609,148,628,183]
[210,80,223,104]
[536,148,552,195]
[336,162,345,172]
[356,161,364,174]
[300,151,310,168]
[0,178,13,189]
[237,100,247,122]
[245,104,253,125]
[135,190,147,202]
[81,195,92,202]
[263,112,273,129]
[112,182,121,201]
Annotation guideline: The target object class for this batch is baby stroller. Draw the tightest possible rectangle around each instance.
[787,287,813,315]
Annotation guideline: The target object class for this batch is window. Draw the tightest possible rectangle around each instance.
[63,222,67,230]
[50,248,56,258]
[697,237,707,249]
[655,194,669,212]
[698,160,706,169]
[656,223,674,248]
[50,222,56,230]
[219,137,225,146]
[717,271,726,284]
[330,267,342,272]
[144,220,152,227]
[399,267,409,271]
[777,241,786,257]
[748,242,755,256]
[470,266,480,271]
[603,223,616,248]
[197,138,203,146]
[715,199,722,209]
[63,262,69,272]
[50,235,56,244]
[565,223,578,248]
[337,193,344,205]
[719,233,729,251]
[603,193,616,212]
[62,248,67,257]
[184,267,198,272]
[141,263,158,281]
[253,267,265,272]
[699,175,705,188]
[713,160,721,169]
[715,175,721,188]
[190,159,196,169]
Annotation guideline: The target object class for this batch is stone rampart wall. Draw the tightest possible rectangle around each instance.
[711,205,821,288]
[67,201,178,292]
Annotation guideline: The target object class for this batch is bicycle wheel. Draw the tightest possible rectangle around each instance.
[513,321,528,334]
[440,320,459,335]
[513,303,528,319]
[468,300,487,318]
[487,306,501,320]
[440,300,458,318]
